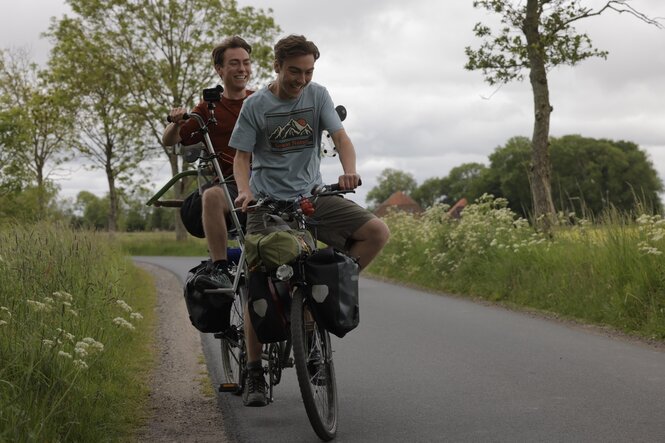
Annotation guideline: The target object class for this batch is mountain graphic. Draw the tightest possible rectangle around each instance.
[270,118,313,140]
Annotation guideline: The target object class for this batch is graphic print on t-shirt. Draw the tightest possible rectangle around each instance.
[267,108,314,153]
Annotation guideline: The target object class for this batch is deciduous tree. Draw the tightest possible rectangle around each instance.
[0,48,75,216]
[465,0,661,230]
[484,135,662,217]
[48,18,152,232]
[58,0,281,238]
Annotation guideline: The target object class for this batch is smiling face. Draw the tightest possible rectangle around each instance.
[216,47,252,94]
[274,54,315,100]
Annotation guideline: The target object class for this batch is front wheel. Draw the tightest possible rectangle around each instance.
[291,287,338,441]
[220,286,246,395]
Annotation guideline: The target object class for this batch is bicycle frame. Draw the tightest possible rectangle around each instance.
[147,101,248,296]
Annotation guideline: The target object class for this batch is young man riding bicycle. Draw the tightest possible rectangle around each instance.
[231,34,390,407]
[162,36,253,291]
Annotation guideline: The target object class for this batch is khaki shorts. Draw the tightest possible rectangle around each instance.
[246,195,376,252]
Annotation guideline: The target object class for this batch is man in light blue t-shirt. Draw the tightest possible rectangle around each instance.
[230,34,390,407]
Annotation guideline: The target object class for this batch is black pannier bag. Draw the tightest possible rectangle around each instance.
[247,269,291,343]
[305,248,360,338]
[183,261,233,333]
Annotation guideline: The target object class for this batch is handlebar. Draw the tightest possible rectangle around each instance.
[166,112,190,123]
[311,179,362,196]
[238,181,362,212]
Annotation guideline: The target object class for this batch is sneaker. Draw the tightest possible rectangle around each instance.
[243,368,268,407]
[195,263,232,290]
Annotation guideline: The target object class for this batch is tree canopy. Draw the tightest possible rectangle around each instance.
[465,0,661,229]
[393,135,662,218]
[43,0,281,235]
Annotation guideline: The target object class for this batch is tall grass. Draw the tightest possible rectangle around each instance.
[369,195,665,339]
[0,222,156,441]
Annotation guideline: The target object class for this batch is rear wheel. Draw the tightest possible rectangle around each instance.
[291,287,338,441]
[220,286,246,394]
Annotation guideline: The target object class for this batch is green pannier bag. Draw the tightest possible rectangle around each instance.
[245,229,315,270]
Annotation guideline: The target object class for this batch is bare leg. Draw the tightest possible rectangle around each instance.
[348,218,390,271]
[202,186,230,261]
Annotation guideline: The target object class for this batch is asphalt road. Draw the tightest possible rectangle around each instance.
[136,256,665,442]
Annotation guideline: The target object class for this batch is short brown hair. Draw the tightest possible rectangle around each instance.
[274,35,320,66]
[212,36,252,67]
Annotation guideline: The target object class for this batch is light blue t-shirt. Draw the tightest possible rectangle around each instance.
[229,81,343,200]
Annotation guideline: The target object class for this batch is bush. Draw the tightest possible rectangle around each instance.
[369,195,665,339]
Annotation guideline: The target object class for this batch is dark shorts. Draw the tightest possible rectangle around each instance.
[180,182,245,238]
[246,195,376,251]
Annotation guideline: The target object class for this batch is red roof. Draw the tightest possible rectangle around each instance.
[374,191,423,217]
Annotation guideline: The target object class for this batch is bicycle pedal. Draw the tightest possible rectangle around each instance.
[218,383,239,393]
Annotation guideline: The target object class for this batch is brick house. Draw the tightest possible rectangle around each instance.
[373,191,424,217]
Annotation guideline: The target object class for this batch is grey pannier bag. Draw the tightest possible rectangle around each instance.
[305,248,360,338]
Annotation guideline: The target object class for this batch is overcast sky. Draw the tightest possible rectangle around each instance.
[1,0,664,206]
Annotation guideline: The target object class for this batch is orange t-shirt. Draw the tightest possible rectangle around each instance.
[179,91,252,180]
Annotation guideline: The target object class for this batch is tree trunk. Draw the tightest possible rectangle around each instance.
[169,151,188,241]
[524,0,556,232]
[106,162,118,233]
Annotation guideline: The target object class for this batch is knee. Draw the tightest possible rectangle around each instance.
[202,186,227,210]
[366,218,390,249]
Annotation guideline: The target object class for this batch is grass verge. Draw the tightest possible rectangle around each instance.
[367,197,665,340]
[0,222,157,441]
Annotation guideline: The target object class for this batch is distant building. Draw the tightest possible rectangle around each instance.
[374,191,424,217]
[447,198,467,219]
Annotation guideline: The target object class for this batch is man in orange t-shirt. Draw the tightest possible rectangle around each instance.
[162,35,253,290]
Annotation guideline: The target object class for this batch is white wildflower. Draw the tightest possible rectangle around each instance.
[113,317,136,331]
[67,309,79,317]
[44,297,55,305]
[53,291,74,302]
[0,306,9,318]
[58,351,73,359]
[73,359,88,370]
[56,328,76,342]
[82,337,104,351]
[116,300,133,313]
[0,320,7,326]
[130,312,143,321]
[26,300,50,312]
[651,232,664,242]
[74,347,88,358]
[643,247,662,256]
[42,339,55,348]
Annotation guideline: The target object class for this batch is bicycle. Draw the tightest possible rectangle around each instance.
[148,88,352,441]
[220,185,357,441]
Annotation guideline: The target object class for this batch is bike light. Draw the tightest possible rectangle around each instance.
[276,264,294,281]
[298,196,315,215]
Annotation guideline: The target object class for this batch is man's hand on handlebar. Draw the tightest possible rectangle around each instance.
[338,173,361,190]
[234,189,255,212]
[167,107,189,125]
